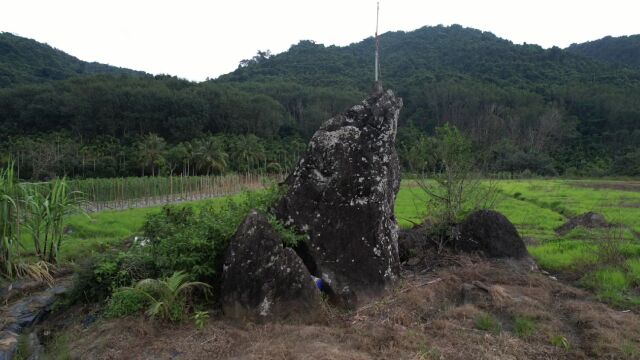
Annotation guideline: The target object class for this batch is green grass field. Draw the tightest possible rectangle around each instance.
[44,178,640,309]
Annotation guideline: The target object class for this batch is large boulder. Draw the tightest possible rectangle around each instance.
[221,211,322,320]
[457,210,528,258]
[274,87,403,305]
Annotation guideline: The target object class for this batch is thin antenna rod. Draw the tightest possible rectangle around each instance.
[375,1,380,82]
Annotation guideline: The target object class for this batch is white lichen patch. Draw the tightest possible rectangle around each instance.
[259,296,272,316]
[373,246,381,257]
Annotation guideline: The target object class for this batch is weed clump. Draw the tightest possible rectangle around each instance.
[550,335,570,350]
[475,313,502,334]
[514,317,536,338]
[104,289,149,318]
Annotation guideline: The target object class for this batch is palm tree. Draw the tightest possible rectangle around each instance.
[228,135,265,173]
[137,134,166,176]
[193,138,228,175]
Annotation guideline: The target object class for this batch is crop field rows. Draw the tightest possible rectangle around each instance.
[67,173,277,211]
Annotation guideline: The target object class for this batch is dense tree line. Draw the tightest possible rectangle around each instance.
[1,25,639,178]
[2,131,305,179]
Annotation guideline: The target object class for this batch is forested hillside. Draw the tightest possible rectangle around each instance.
[0,25,639,179]
[0,32,147,87]
[567,34,640,68]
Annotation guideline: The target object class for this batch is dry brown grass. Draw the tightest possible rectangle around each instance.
[41,255,640,359]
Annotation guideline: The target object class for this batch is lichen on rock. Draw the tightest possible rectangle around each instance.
[220,211,321,320]
[274,88,403,306]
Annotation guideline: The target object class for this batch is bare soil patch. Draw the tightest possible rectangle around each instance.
[42,255,640,359]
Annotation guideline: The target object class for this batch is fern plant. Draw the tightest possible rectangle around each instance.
[119,271,211,322]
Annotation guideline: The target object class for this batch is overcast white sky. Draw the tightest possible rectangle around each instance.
[1,0,639,81]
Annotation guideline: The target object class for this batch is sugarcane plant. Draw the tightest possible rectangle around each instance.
[0,164,19,278]
[22,178,85,263]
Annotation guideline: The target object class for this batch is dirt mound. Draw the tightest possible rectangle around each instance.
[43,256,640,359]
[555,212,611,236]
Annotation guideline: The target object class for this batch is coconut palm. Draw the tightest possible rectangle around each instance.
[137,134,166,176]
[193,138,228,175]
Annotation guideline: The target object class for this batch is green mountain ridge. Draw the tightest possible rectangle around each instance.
[0,32,148,87]
[566,34,640,68]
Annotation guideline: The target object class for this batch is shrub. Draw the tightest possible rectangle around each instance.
[475,313,502,334]
[414,125,499,248]
[193,310,209,330]
[594,225,628,265]
[104,289,149,318]
[416,125,497,224]
[142,185,303,282]
[67,250,155,304]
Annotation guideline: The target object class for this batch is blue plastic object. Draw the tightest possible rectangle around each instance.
[310,275,324,291]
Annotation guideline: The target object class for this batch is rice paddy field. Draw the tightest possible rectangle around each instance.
[54,178,640,309]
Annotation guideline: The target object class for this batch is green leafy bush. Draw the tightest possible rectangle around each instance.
[104,289,149,317]
[193,310,209,330]
[67,250,155,304]
[142,185,304,282]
